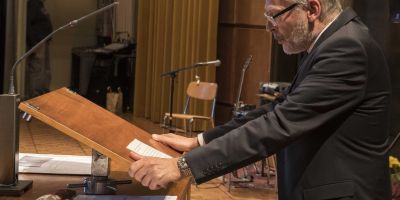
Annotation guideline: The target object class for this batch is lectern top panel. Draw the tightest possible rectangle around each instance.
[18,88,189,198]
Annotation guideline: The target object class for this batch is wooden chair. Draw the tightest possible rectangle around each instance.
[163,81,218,137]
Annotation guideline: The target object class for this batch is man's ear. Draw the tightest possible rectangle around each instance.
[307,0,322,22]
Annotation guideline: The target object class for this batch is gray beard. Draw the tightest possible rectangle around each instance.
[282,20,315,55]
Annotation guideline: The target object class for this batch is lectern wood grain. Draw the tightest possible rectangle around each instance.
[18,87,190,199]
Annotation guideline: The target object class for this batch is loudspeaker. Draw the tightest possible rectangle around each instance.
[0,0,5,93]
[86,55,113,107]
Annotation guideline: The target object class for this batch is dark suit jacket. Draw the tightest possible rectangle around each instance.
[184,8,391,200]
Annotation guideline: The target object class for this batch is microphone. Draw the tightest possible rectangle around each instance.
[8,2,119,95]
[195,59,221,66]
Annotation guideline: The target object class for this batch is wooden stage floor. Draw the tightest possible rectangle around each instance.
[19,113,278,200]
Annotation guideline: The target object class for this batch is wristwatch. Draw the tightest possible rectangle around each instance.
[177,156,193,177]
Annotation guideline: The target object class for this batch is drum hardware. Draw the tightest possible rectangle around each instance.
[259,82,290,96]
[232,55,255,119]
[225,55,256,191]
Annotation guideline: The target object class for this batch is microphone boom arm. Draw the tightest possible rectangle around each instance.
[161,63,197,77]
[161,60,220,77]
[9,22,72,94]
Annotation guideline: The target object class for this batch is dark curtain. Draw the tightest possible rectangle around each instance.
[386,0,400,155]
[0,0,5,93]
[388,0,400,145]
[354,0,400,155]
[352,0,390,48]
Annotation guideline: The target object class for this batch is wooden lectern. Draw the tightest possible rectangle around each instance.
[17,87,191,199]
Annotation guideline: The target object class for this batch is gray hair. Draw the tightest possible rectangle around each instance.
[286,0,343,24]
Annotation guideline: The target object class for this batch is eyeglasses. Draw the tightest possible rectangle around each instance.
[264,3,299,28]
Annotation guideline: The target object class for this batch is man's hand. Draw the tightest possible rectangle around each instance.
[128,152,182,190]
[152,133,199,152]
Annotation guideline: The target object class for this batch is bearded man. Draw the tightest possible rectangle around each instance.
[128,0,391,199]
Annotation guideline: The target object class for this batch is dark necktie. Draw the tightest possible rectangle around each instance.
[288,52,309,93]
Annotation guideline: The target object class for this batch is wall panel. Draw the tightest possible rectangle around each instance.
[235,0,265,25]
[216,0,271,124]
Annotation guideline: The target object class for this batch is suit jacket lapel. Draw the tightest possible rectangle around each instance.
[288,8,358,93]
[288,53,308,93]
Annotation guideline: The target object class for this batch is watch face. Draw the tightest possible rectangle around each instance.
[181,158,188,167]
[178,157,192,177]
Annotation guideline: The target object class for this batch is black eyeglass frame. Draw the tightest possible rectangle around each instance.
[264,3,299,27]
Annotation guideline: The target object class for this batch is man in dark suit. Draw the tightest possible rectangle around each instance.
[128,0,391,199]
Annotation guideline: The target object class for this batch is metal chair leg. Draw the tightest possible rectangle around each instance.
[273,155,278,193]
[183,119,187,136]
[162,115,168,128]
[188,118,194,137]
[210,119,215,128]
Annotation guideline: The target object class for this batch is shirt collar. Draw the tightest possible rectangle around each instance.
[307,13,340,53]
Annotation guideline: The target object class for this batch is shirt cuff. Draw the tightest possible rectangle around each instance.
[197,133,205,146]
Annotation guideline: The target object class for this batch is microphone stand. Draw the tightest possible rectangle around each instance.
[0,2,118,196]
[161,62,218,130]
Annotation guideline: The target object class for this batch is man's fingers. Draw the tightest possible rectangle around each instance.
[134,169,147,183]
[151,134,160,141]
[141,174,152,187]
[152,133,170,142]
[128,159,144,178]
[149,182,163,190]
[129,151,144,161]
[152,134,172,145]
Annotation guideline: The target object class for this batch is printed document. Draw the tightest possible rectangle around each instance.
[126,139,172,158]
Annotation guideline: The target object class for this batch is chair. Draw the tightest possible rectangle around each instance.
[163,81,218,137]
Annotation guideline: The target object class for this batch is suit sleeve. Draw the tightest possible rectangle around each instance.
[202,102,274,143]
[185,36,369,184]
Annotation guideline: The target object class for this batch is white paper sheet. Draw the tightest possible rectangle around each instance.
[19,153,91,175]
[126,139,172,158]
